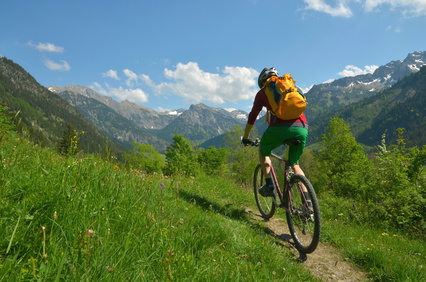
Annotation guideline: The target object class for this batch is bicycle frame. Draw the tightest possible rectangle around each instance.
[248,137,309,211]
[268,152,293,210]
[248,137,321,254]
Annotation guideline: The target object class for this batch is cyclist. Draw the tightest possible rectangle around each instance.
[242,67,308,197]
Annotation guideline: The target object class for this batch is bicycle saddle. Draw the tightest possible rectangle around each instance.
[283,138,301,146]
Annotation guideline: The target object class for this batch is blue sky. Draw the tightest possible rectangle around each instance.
[1,0,426,112]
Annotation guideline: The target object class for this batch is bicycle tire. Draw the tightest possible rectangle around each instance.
[285,174,321,253]
[253,164,276,219]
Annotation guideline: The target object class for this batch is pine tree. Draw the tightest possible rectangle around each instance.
[58,124,79,155]
[164,134,199,176]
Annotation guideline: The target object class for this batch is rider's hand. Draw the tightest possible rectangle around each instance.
[241,138,252,146]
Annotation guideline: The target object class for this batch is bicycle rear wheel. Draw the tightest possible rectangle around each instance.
[253,164,276,219]
[285,174,320,253]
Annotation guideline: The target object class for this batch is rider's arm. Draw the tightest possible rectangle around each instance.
[243,123,253,140]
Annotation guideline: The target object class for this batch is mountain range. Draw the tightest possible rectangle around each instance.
[1,51,425,155]
[305,51,426,120]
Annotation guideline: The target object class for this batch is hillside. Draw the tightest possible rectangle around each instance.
[0,57,127,155]
[50,86,247,147]
[49,85,177,130]
[155,103,246,144]
[304,51,426,120]
[53,88,169,153]
[309,66,426,147]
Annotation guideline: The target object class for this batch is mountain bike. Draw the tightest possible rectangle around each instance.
[249,138,321,254]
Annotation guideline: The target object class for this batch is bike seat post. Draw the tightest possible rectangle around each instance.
[284,138,301,146]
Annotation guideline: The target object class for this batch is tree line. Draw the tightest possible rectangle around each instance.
[111,118,425,237]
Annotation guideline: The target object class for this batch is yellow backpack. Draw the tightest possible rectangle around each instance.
[264,74,307,120]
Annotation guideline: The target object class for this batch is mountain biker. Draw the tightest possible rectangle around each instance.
[242,67,308,197]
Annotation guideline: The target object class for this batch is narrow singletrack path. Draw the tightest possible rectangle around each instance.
[246,208,371,281]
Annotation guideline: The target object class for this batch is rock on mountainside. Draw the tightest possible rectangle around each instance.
[56,89,169,153]
[155,103,246,144]
[49,85,177,130]
[50,86,247,147]
[305,51,426,119]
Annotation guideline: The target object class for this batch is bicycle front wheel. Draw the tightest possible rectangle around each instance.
[285,174,321,254]
[253,164,276,219]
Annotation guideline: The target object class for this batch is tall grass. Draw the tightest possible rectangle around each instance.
[321,199,426,281]
[1,135,425,281]
[1,136,316,281]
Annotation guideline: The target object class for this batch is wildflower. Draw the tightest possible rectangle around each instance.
[160,182,164,190]
[86,229,96,238]
[114,165,119,169]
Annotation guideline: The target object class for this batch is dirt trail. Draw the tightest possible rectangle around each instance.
[246,208,371,281]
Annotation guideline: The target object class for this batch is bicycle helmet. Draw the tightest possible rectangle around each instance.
[258,67,279,88]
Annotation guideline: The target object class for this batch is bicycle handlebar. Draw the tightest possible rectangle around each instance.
[241,137,260,147]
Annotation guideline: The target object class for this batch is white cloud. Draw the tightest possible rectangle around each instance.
[387,25,401,33]
[44,59,71,71]
[303,0,426,17]
[123,69,138,87]
[91,83,149,104]
[102,70,120,80]
[140,74,155,87]
[156,107,171,113]
[28,42,64,53]
[364,0,426,16]
[338,64,379,77]
[156,62,258,105]
[94,63,258,106]
[303,0,353,17]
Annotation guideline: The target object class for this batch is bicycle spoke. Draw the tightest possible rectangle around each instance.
[286,174,321,254]
[253,164,276,219]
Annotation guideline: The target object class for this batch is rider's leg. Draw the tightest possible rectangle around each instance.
[259,153,271,177]
[292,163,305,176]
[292,163,310,206]
[259,152,275,196]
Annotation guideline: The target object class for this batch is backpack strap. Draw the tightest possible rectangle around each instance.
[270,81,282,105]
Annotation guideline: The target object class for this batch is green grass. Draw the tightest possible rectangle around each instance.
[1,136,425,281]
[1,137,316,281]
[321,214,426,281]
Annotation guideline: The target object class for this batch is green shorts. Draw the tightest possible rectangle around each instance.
[260,126,308,166]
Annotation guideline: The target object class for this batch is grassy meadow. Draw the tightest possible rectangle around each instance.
[1,136,316,281]
[1,134,425,281]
